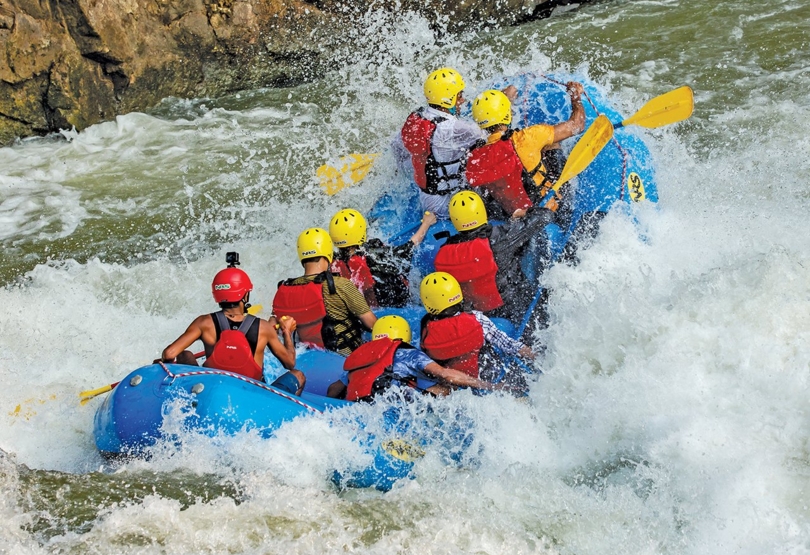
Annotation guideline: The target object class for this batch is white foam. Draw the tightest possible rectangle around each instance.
[2,1,810,553]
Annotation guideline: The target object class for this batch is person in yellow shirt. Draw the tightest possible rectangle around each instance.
[464,83,585,221]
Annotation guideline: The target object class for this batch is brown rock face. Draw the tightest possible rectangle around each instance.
[0,0,560,145]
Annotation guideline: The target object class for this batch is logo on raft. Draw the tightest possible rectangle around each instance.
[627,172,647,202]
[214,284,231,290]
[382,439,425,462]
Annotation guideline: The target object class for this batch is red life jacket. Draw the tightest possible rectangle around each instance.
[434,237,503,313]
[272,278,328,348]
[203,313,263,380]
[401,109,463,195]
[343,337,407,402]
[421,312,485,378]
[331,255,378,308]
[466,134,534,215]
[273,272,365,354]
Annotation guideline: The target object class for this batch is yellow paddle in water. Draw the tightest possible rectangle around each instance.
[615,86,694,130]
[317,153,379,195]
[78,304,266,405]
[315,86,694,196]
[9,394,58,421]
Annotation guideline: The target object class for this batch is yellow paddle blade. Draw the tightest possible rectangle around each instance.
[620,86,694,129]
[555,114,614,190]
[9,394,57,420]
[317,153,379,195]
[247,304,263,316]
[79,384,115,405]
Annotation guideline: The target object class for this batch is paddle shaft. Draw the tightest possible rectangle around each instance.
[535,114,614,209]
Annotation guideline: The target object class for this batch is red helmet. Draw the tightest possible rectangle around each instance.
[211,268,253,303]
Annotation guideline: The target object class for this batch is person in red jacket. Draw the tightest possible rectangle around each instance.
[419,272,534,388]
[328,208,436,308]
[161,253,305,395]
[465,84,585,222]
[433,190,553,324]
[326,315,513,401]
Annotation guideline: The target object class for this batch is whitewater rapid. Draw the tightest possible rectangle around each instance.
[2,0,809,553]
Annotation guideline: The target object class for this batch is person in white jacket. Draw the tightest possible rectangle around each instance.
[396,67,516,219]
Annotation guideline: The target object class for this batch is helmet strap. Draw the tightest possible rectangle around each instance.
[243,292,251,314]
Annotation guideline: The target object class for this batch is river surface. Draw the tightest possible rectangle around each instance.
[2,0,809,553]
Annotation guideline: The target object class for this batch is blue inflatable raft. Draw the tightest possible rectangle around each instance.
[92,72,658,491]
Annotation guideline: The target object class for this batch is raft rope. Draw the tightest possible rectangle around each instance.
[157,361,323,414]
[524,72,630,201]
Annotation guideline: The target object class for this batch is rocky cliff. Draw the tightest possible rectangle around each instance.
[0,0,563,145]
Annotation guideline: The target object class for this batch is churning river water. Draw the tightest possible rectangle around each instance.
[1,0,809,553]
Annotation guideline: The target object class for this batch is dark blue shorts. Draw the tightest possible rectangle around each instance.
[271,371,301,394]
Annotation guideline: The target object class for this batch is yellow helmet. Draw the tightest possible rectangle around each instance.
[420,271,463,315]
[372,315,412,343]
[472,89,512,128]
[424,67,466,109]
[329,208,367,248]
[297,227,333,263]
[449,191,488,232]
